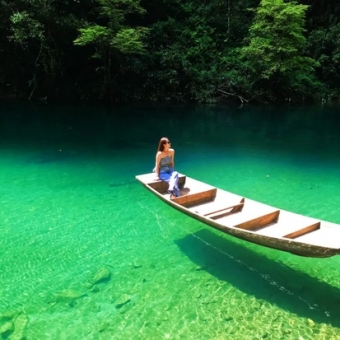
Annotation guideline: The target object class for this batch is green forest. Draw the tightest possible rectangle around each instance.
[1,0,339,103]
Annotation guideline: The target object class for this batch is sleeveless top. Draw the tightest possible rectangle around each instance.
[159,155,173,173]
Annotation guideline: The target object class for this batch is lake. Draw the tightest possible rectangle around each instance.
[1,102,340,339]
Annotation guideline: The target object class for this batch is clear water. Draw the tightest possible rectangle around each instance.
[1,102,340,339]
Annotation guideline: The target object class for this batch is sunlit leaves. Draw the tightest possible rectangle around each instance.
[10,11,44,44]
[240,0,320,100]
[111,27,149,54]
[74,0,148,55]
[74,25,110,46]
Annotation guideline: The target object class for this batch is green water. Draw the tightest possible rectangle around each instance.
[1,102,340,339]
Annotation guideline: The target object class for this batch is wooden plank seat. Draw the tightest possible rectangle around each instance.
[210,198,281,230]
[148,174,186,193]
[233,210,281,231]
[283,222,320,239]
[256,213,321,239]
[204,198,245,219]
[294,226,339,247]
[171,188,217,208]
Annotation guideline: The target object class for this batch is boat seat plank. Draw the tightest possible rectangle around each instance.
[294,227,340,247]
[256,216,320,238]
[213,201,279,225]
[205,199,245,219]
[189,191,244,214]
[283,222,320,239]
[233,210,280,231]
[204,198,245,217]
[172,188,217,208]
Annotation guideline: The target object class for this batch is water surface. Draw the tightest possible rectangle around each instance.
[1,102,340,339]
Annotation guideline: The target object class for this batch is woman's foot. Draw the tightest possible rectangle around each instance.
[167,189,175,199]
[173,187,180,197]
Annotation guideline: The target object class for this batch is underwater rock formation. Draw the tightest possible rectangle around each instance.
[54,289,86,305]
[88,266,111,285]
[115,294,131,309]
[0,321,14,338]
[0,312,29,340]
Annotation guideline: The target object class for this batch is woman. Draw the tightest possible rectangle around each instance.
[153,137,180,197]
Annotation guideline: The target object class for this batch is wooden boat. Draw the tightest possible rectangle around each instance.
[135,173,340,258]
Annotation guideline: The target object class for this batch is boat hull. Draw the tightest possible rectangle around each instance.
[136,173,340,258]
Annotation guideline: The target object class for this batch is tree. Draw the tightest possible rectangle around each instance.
[240,0,320,101]
[138,0,259,103]
[305,24,340,99]
[1,0,337,102]
[73,0,149,100]
[0,0,87,99]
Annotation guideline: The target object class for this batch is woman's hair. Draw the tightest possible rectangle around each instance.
[157,137,169,152]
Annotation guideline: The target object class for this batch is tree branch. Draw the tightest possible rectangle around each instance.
[217,89,251,103]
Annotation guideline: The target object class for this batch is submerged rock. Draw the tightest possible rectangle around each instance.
[10,312,29,340]
[91,285,100,293]
[0,321,14,337]
[54,289,86,304]
[84,282,93,289]
[98,322,109,332]
[308,318,315,327]
[115,294,131,309]
[132,262,142,269]
[88,266,111,285]
[0,310,18,321]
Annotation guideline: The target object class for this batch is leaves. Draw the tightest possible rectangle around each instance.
[240,0,320,101]
[111,27,149,54]
[10,11,44,44]
[0,0,338,102]
[74,25,111,46]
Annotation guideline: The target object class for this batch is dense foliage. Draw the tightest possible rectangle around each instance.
[0,0,339,103]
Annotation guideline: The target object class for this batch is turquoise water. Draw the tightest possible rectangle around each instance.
[1,103,340,339]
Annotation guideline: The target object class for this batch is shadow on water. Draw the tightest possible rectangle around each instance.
[175,229,340,329]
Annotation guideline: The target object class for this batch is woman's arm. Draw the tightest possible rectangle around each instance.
[171,149,175,169]
[153,152,161,178]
